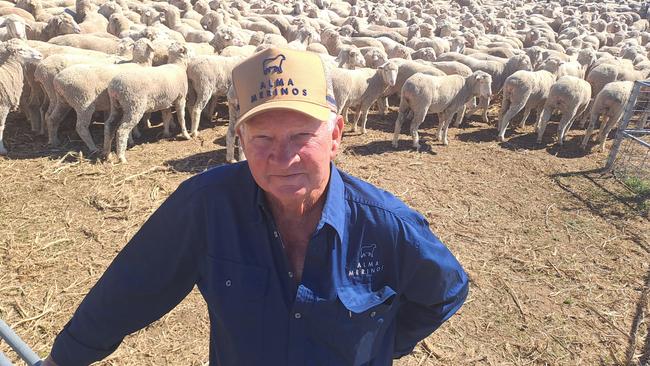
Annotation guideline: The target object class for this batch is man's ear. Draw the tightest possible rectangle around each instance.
[330,114,344,158]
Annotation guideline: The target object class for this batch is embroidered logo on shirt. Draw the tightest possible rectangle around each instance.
[348,243,384,277]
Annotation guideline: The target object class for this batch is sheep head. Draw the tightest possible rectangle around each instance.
[413,47,436,62]
[132,38,155,64]
[4,17,28,40]
[1,39,42,63]
[117,37,135,56]
[45,13,81,39]
[98,1,122,18]
[470,71,492,99]
[168,42,189,62]
[200,11,222,32]
[378,60,398,88]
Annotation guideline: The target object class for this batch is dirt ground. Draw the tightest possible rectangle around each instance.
[1,104,649,365]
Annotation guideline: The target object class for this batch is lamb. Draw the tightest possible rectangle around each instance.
[104,43,190,163]
[536,76,591,145]
[333,60,398,133]
[581,81,634,152]
[497,69,557,142]
[358,46,388,68]
[392,71,492,148]
[186,54,243,138]
[0,39,42,155]
[48,38,155,153]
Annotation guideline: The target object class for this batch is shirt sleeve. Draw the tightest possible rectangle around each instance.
[50,183,206,366]
[392,216,469,358]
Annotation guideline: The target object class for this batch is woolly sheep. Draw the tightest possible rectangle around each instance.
[0,39,42,155]
[581,81,634,152]
[536,76,591,145]
[104,43,191,163]
[48,38,155,153]
[392,71,493,147]
[334,60,398,133]
[497,69,557,142]
[186,54,243,138]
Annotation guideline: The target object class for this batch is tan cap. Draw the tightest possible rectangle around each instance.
[231,46,337,127]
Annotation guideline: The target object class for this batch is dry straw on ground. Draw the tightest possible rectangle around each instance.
[0,103,648,365]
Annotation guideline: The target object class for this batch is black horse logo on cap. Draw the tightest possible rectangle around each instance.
[359,244,376,259]
[263,54,286,75]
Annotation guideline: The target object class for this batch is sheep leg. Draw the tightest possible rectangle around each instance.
[189,89,212,138]
[597,114,622,152]
[174,98,191,140]
[392,97,410,148]
[578,99,594,128]
[226,99,240,163]
[453,105,467,128]
[162,109,174,138]
[439,112,454,146]
[557,106,579,146]
[498,97,527,142]
[102,108,120,159]
[46,100,71,147]
[377,96,389,115]
[75,105,99,154]
[479,96,490,123]
[581,112,601,149]
[519,107,532,129]
[0,106,9,155]
[115,111,140,163]
[410,109,428,150]
[536,106,552,144]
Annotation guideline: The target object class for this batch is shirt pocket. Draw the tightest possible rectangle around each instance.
[332,285,397,365]
[204,256,269,360]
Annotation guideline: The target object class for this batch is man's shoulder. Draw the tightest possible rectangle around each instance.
[175,161,255,199]
[337,168,425,225]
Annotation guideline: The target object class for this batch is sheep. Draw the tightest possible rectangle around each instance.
[427,61,473,77]
[34,50,122,144]
[497,69,557,142]
[581,81,634,152]
[26,13,81,41]
[437,53,533,92]
[335,46,365,69]
[162,6,213,43]
[332,60,398,133]
[392,71,493,148]
[536,76,591,145]
[74,0,109,34]
[0,16,28,41]
[48,38,155,153]
[48,34,133,55]
[186,54,243,138]
[104,43,190,163]
[0,39,42,155]
[375,59,447,115]
[358,46,388,68]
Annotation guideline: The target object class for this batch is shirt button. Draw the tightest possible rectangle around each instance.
[273,231,279,238]
[294,312,302,319]
[225,279,232,287]
[288,272,294,278]
[370,311,376,318]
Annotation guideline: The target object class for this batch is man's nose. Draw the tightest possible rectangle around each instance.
[271,141,299,166]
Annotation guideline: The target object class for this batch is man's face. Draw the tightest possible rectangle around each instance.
[239,110,343,204]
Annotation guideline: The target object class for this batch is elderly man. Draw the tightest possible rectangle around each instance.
[42,47,468,365]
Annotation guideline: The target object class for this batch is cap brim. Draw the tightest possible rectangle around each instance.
[235,100,332,129]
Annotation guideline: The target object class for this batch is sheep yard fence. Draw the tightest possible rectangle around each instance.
[0,319,42,366]
[605,80,650,191]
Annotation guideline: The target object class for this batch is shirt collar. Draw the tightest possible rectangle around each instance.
[254,162,346,238]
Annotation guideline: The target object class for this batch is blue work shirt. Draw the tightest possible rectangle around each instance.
[50,162,469,365]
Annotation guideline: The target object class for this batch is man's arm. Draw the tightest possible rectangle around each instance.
[393,218,469,358]
[47,186,206,365]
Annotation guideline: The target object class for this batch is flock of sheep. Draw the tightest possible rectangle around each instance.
[0,0,647,163]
